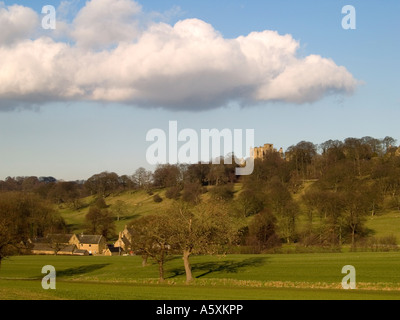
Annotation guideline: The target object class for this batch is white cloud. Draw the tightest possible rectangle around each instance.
[0,2,39,45]
[0,0,359,111]
[256,54,358,103]
[70,0,142,49]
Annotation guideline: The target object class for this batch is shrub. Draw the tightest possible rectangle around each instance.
[352,235,398,252]
[182,182,203,204]
[153,194,163,203]
[368,235,398,252]
[209,184,234,201]
[165,185,181,200]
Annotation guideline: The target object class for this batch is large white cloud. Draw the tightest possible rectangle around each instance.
[0,2,39,45]
[70,0,142,49]
[0,0,359,111]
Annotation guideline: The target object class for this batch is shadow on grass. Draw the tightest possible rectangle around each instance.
[119,214,140,221]
[167,257,267,279]
[55,264,110,278]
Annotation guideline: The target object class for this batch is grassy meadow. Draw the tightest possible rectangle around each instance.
[1,252,400,300]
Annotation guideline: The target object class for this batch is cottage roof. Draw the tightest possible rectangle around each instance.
[59,245,76,253]
[73,248,89,255]
[47,234,76,243]
[32,238,48,244]
[106,245,122,253]
[32,243,76,253]
[115,236,130,247]
[32,243,53,251]
[78,234,103,244]
[33,234,76,243]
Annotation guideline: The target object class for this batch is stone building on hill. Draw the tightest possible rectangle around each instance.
[251,143,284,160]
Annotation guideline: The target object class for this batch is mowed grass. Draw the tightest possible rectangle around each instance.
[1,252,400,300]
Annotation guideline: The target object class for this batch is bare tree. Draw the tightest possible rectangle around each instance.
[46,234,69,255]
[132,167,152,190]
[129,214,173,281]
[167,201,236,283]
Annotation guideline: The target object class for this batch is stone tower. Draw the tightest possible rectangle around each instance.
[251,144,285,160]
[251,144,276,160]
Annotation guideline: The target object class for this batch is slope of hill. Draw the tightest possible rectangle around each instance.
[58,182,400,247]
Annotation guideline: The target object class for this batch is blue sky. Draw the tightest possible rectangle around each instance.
[0,0,399,181]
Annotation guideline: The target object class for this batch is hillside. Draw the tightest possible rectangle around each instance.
[58,181,400,246]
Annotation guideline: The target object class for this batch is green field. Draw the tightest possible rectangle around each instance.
[1,252,400,300]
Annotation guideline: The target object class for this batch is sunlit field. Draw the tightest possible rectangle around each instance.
[1,252,400,300]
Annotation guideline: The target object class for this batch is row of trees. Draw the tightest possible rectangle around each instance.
[1,136,397,196]
[286,136,398,180]
[0,192,66,267]
[82,135,400,201]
